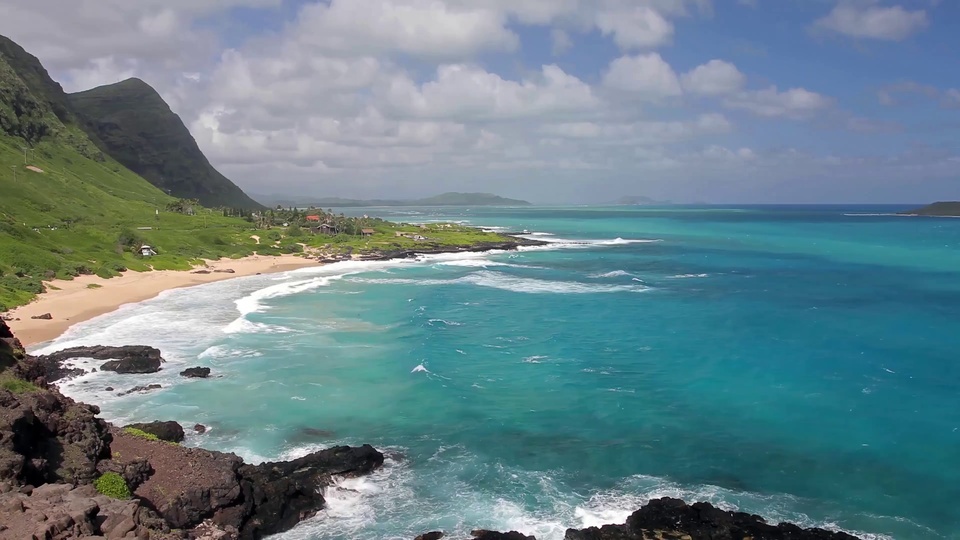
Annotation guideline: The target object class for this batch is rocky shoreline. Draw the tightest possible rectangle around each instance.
[3,317,865,539]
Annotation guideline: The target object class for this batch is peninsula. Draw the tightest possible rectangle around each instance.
[898,201,960,217]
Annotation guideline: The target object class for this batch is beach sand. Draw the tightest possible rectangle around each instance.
[5,254,319,347]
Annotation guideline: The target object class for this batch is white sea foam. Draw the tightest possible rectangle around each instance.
[523,356,548,363]
[462,271,648,294]
[590,270,635,278]
[411,364,430,373]
[428,319,462,327]
[669,273,709,279]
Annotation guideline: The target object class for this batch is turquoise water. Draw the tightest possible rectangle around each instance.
[38,206,960,540]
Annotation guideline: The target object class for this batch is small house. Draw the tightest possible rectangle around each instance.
[361,228,375,238]
[139,245,157,257]
[306,215,321,222]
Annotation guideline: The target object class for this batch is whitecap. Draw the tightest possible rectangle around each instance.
[462,271,649,295]
[523,356,548,363]
[669,273,709,279]
[589,270,635,279]
[411,364,430,373]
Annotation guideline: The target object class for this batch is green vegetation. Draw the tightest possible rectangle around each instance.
[86,283,102,289]
[121,427,160,442]
[68,78,262,210]
[94,472,131,499]
[0,373,40,393]
[256,192,532,208]
[0,33,516,313]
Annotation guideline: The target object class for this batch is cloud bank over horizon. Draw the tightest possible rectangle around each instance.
[2,0,958,204]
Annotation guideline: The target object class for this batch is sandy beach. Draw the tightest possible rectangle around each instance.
[5,254,319,347]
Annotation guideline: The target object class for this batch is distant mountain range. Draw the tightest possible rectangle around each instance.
[256,192,532,208]
[614,196,673,205]
[899,201,960,217]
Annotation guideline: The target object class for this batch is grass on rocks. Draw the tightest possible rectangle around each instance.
[94,472,131,499]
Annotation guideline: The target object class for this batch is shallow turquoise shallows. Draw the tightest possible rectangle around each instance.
[38,206,960,540]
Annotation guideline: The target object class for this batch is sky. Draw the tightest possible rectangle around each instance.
[1,0,958,204]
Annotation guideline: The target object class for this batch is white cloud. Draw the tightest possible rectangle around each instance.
[595,5,674,49]
[813,3,928,41]
[602,53,682,99]
[724,86,832,119]
[681,59,746,96]
[551,29,574,56]
[292,0,519,59]
[878,81,960,109]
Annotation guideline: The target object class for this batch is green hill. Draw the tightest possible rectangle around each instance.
[68,78,262,210]
[0,35,266,311]
[899,202,960,217]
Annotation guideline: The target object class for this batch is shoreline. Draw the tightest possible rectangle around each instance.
[5,254,319,347]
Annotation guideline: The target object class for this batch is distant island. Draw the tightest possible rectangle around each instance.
[899,201,960,217]
[256,192,532,208]
[614,195,673,205]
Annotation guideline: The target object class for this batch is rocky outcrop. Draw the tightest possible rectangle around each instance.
[419,498,861,540]
[0,481,170,540]
[117,384,162,396]
[0,387,111,486]
[34,345,165,379]
[124,421,184,443]
[180,367,211,378]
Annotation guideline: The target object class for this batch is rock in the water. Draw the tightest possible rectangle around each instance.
[117,384,162,396]
[180,367,211,378]
[562,497,861,540]
[472,531,535,540]
[30,313,52,320]
[416,532,445,540]
[194,424,207,434]
[124,421,185,443]
[35,345,165,378]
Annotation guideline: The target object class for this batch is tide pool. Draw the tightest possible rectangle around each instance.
[38,206,960,540]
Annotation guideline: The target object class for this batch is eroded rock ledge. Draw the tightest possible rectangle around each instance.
[415,497,861,539]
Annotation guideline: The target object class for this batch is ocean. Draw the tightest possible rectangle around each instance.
[34,205,960,540]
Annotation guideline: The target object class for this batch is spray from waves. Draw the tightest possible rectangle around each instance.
[411,364,430,373]
[266,446,901,540]
[523,355,548,363]
[461,271,649,294]
[589,270,636,279]
[669,273,709,279]
[517,235,661,251]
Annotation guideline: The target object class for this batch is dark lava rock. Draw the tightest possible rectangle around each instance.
[416,532,445,540]
[0,386,111,486]
[35,345,165,378]
[124,421,185,443]
[562,497,861,540]
[97,457,154,490]
[472,531,535,540]
[194,424,207,434]
[228,444,385,539]
[180,366,211,378]
[214,268,236,274]
[118,384,162,396]
[30,313,52,320]
[191,269,212,274]
[104,386,114,391]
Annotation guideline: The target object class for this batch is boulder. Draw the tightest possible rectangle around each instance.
[416,532,445,540]
[180,367,211,378]
[194,424,207,434]
[471,532,535,540]
[35,346,165,379]
[124,421,185,443]
[30,313,52,320]
[117,384,162,396]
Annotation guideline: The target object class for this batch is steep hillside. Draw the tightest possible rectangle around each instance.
[899,201,960,217]
[0,37,264,311]
[68,78,262,210]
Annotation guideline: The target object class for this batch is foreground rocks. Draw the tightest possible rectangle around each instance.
[414,498,861,540]
[0,320,387,539]
[179,367,211,378]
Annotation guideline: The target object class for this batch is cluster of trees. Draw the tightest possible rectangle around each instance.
[256,207,386,236]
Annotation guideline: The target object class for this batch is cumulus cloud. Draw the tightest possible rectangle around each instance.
[878,81,960,109]
[595,5,674,49]
[724,86,832,119]
[681,60,746,96]
[602,53,682,99]
[813,2,928,41]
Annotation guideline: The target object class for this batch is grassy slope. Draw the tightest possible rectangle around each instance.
[68,78,263,210]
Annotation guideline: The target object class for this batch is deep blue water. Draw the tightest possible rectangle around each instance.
[39,205,960,539]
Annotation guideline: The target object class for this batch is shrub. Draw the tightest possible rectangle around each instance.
[122,427,159,441]
[94,472,131,499]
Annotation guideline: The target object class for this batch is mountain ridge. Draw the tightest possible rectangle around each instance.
[68,77,262,210]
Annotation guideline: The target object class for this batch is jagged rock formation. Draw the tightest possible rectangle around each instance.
[179,367,211,378]
[34,345,165,377]
[414,498,861,540]
[124,421,185,443]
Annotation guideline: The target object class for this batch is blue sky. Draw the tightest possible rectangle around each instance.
[2,0,959,203]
